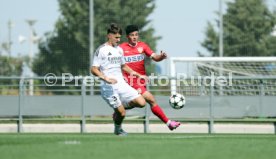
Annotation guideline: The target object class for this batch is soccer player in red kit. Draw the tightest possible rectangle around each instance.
[120,25,181,130]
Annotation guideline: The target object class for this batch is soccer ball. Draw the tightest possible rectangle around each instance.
[169,93,185,109]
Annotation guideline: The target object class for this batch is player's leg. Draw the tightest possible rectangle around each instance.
[142,90,181,130]
[142,91,168,122]
[125,95,146,109]
[120,82,146,110]
[113,105,128,136]
[101,84,127,135]
[106,97,128,136]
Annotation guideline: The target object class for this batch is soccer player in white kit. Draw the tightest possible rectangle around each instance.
[91,23,146,136]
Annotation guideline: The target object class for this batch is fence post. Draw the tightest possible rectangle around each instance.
[18,78,24,133]
[209,84,214,134]
[259,80,264,118]
[81,80,86,133]
[200,80,204,96]
[274,122,276,135]
[144,104,150,133]
[144,85,150,133]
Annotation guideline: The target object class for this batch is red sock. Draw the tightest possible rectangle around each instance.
[151,105,169,123]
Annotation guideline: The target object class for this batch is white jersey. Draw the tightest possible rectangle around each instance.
[92,43,140,108]
[92,43,125,81]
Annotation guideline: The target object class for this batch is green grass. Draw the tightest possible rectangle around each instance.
[0,133,276,159]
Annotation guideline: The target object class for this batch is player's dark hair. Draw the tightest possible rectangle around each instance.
[125,25,139,35]
[107,23,122,35]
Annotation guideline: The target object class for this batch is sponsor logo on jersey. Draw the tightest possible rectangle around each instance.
[108,56,121,64]
[124,54,144,63]
[108,52,112,56]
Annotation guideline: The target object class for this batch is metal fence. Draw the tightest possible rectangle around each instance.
[1,76,276,133]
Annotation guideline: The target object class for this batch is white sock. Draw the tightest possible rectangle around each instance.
[166,120,171,126]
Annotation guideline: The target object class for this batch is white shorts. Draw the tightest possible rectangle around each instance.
[101,80,140,108]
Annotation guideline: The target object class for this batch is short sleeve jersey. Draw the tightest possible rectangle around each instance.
[92,43,125,81]
[120,41,154,76]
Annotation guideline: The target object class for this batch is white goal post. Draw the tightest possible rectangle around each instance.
[169,57,276,95]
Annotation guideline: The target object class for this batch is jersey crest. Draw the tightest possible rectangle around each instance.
[137,47,143,53]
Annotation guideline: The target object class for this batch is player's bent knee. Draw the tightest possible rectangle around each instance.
[134,97,146,108]
[118,110,126,117]
[116,106,126,117]
[138,98,146,107]
[143,92,157,106]
[146,98,157,106]
[120,112,126,117]
[138,102,146,108]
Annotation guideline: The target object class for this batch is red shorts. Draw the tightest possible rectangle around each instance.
[127,78,147,94]
[132,83,147,94]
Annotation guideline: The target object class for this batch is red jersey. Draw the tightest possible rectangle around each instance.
[120,41,154,93]
[120,41,154,76]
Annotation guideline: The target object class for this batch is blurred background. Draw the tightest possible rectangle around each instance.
[1,0,275,77]
[1,0,276,134]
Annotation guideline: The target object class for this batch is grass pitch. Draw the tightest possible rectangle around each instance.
[0,133,275,159]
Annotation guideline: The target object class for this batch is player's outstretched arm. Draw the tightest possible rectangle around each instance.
[91,66,117,84]
[121,64,148,81]
[151,50,167,62]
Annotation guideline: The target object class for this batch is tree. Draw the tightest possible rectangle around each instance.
[200,0,276,56]
[0,56,23,76]
[0,55,24,95]
[33,0,159,76]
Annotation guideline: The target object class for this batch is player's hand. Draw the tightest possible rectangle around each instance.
[104,77,117,84]
[160,50,167,60]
